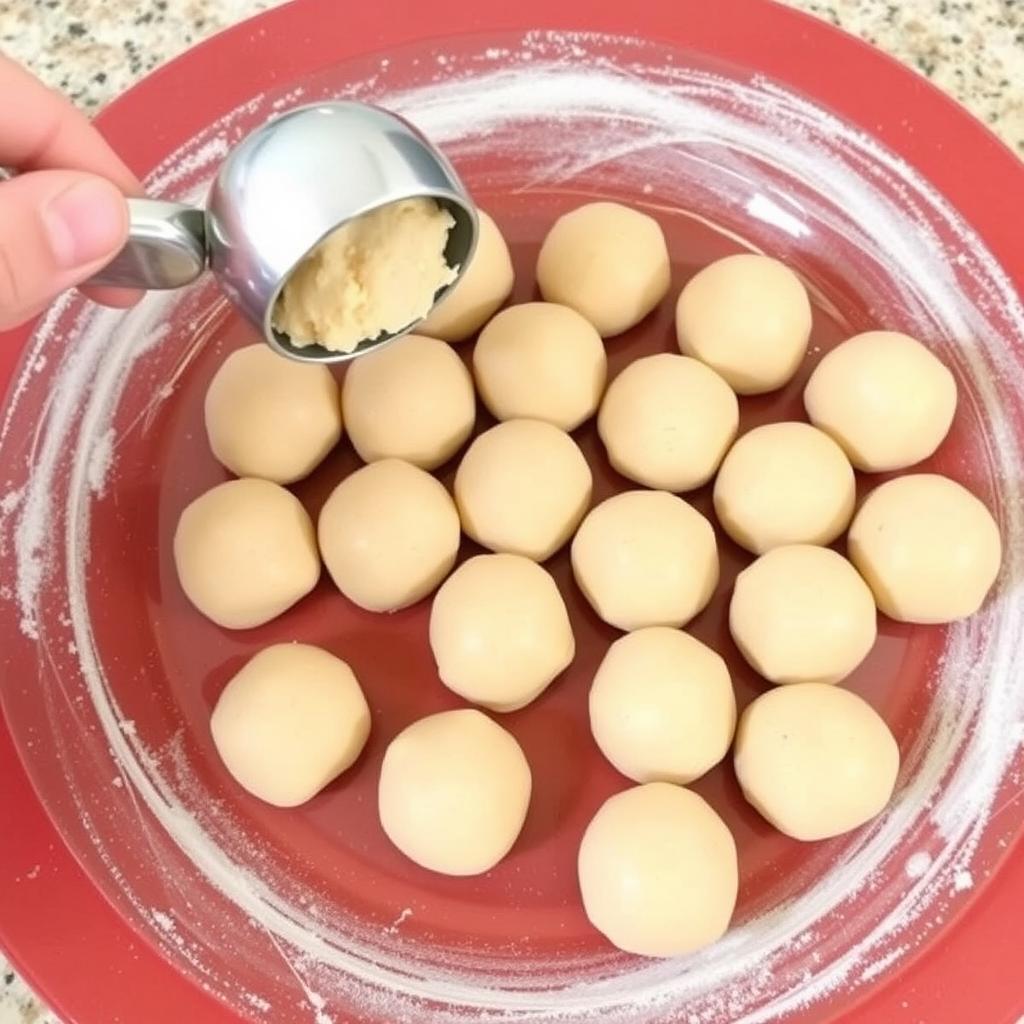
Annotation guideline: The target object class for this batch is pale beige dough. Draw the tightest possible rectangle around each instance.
[203,343,343,485]
[598,353,738,492]
[378,708,531,875]
[342,334,475,470]
[713,421,856,554]
[454,419,592,562]
[730,544,876,686]
[429,553,575,712]
[536,202,671,337]
[273,197,457,353]
[734,683,899,841]
[173,478,319,629]
[578,782,738,957]
[571,490,718,632]
[589,628,735,785]
[803,331,957,471]
[848,473,1001,623]
[675,254,811,394]
[318,458,460,612]
[417,209,514,342]
[473,302,607,431]
[210,643,370,807]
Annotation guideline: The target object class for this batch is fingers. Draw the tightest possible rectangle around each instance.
[0,169,130,331]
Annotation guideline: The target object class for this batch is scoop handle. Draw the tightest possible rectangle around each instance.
[86,198,208,290]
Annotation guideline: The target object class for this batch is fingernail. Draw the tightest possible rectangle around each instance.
[42,179,126,269]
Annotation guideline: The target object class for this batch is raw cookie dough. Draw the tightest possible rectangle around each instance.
[571,490,719,632]
[174,478,320,629]
[473,302,607,431]
[210,643,370,807]
[273,197,457,352]
[536,201,671,337]
[848,473,1001,623]
[417,209,514,342]
[803,330,958,471]
[318,458,460,612]
[430,553,575,712]
[675,254,811,394]
[734,683,899,841]
[713,421,855,554]
[578,782,738,957]
[454,419,592,562]
[590,628,735,784]
[342,333,475,470]
[204,343,343,484]
[730,544,877,686]
[378,708,531,875]
[598,353,738,492]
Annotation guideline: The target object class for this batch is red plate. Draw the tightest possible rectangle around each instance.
[2,1,1024,1022]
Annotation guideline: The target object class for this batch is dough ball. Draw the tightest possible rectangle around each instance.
[430,553,574,712]
[473,302,607,431]
[210,643,370,807]
[734,683,899,841]
[417,209,514,342]
[590,628,735,784]
[174,478,320,629]
[378,709,531,875]
[675,254,811,394]
[342,334,475,470]
[536,202,670,337]
[454,419,592,561]
[318,459,460,612]
[578,782,738,957]
[803,331,958,471]
[848,474,1001,623]
[598,353,738,492]
[730,545,876,685]
[274,198,457,353]
[572,491,718,631]
[713,421,855,554]
[203,344,342,485]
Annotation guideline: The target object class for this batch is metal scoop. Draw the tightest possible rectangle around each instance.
[89,101,478,363]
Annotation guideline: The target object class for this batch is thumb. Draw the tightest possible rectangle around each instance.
[0,168,128,331]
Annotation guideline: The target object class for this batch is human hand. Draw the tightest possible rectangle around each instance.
[0,55,144,331]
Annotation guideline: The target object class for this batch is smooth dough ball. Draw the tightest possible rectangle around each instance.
[803,331,957,472]
[210,643,369,807]
[455,419,592,561]
[578,783,738,957]
[734,683,899,841]
[417,209,515,342]
[174,478,320,629]
[730,545,876,685]
[204,344,343,484]
[590,628,735,784]
[675,254,811,394]
[318,459,460,612]
[713,422,855,554]
[342,334,475,469]
[473,302,607,431]
[598,354,738,492]
[536,202,671,337]
[430,554,574,712]
[572,491,719,632]
[378,709,531,875]
[848,474,1001,623]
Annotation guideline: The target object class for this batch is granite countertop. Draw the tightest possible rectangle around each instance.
[0,1,1022,1021]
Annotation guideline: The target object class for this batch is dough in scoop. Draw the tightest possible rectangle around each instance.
[378,708,531,875]
[578,782,738,957]
[211,643,370,807]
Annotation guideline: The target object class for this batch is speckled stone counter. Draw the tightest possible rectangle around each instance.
[0,1,1022,1021]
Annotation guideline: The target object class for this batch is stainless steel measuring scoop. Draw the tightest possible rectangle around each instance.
[89,101,478,363]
